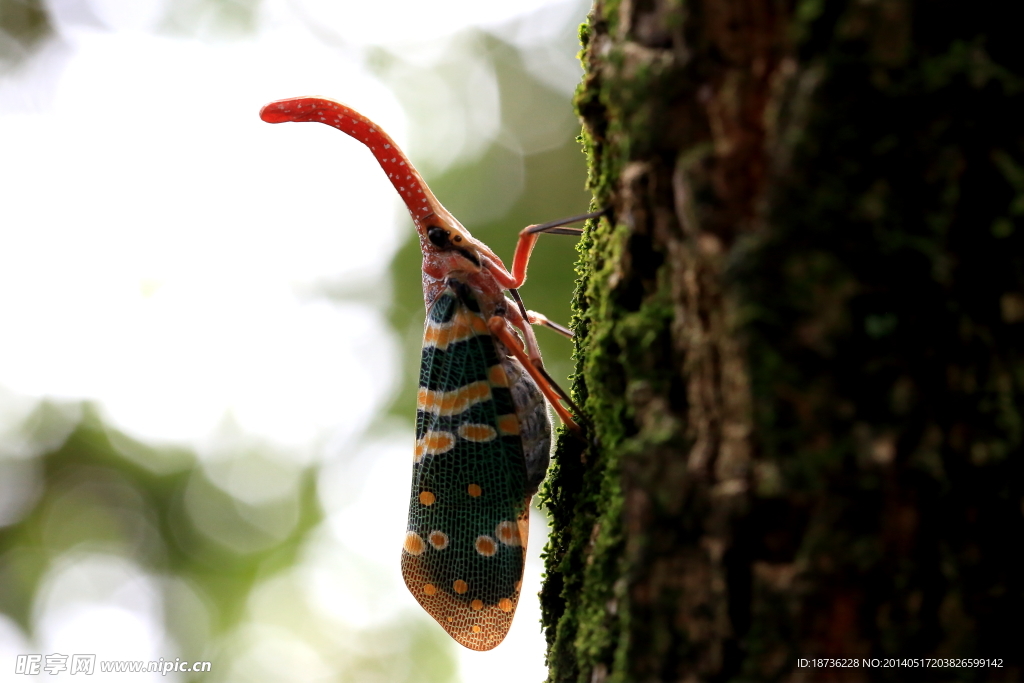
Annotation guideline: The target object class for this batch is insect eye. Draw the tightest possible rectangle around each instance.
[427,226,450,248]
[453,235,463,243]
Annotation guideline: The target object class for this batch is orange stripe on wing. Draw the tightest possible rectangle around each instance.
[422,307,491,350]
[414,430,455,462]
[418,382,492,416]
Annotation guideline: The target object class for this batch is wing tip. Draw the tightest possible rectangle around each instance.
[402,556,517,650]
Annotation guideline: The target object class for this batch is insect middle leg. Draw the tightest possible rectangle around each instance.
[526,310,573,339]
[487,316,581,433]
[496,208,609,432]
[506,289,573,342]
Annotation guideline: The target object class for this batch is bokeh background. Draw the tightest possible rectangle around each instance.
[0,0,591,680]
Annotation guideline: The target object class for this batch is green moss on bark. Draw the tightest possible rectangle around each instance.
[543,0,1024,681]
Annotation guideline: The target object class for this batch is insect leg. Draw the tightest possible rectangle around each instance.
[525,310,573,339]
[493,209,607,288]
[487,316,581,433]
[505,292,578,407]
[505,288,574,339]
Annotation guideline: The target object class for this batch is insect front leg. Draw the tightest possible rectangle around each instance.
[481,209,607,289]
[508,209,607,287]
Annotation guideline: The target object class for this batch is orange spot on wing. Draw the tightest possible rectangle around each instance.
[497,414,520,435]
[475,535,497,557]
[404,532,426,556]
[423,583,437,596]
[488,364,509,387]
[471,599,484,611]
[467,483,482,497]
[471,624,482,633]
[498,598,514,612]
[419,491,436,506]
[496,521,521,546]
[454,579,468,594]
[429,530,449,550]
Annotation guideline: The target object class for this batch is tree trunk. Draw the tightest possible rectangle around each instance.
[540,1,1024,681]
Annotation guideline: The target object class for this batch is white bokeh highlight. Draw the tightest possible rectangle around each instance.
[32,553,173,682]
[0,24,404,452]
[286,0,570,52]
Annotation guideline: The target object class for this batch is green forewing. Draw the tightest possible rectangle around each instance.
[402,283,531,649]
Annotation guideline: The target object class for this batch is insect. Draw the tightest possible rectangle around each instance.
[260,97,597,650]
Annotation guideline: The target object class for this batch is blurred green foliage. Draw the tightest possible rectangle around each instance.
[160,0,263,38]
[0,0,263,58]
[0,405,318,636]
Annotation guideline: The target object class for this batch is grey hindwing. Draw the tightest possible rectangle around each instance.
[501,355,551,496]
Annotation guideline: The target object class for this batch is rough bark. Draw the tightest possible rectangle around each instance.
[540,1,1024,681]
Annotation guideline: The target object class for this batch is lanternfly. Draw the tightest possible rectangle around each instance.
[260,97,597,650]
